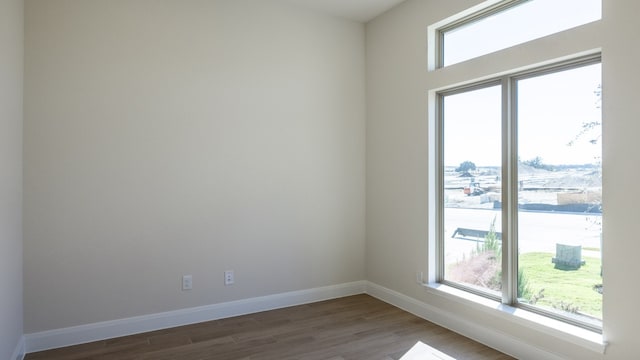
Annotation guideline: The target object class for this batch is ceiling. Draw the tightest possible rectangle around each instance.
[282,0,407,23]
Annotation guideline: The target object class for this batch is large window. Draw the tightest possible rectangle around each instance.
[438,58,602,331]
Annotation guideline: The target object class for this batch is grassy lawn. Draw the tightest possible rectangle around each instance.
[519,252,602,319]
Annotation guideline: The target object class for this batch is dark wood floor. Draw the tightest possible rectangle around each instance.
[26,294,514,360]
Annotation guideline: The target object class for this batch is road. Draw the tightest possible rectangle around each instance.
[444,207,602,263]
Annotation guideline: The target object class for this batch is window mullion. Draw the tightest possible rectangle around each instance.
[502,76,519,304]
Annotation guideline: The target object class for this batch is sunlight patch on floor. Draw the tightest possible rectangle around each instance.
[400,341,455,360]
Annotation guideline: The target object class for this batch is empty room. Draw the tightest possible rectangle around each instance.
[1,0,639,359]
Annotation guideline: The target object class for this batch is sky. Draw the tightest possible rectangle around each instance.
[442,0,602,167]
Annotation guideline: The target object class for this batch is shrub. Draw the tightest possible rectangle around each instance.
[477,216,500,255]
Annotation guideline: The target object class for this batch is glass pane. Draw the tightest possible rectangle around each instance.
[443,0,601,66]
[516,63,602,328]
[443,85,502,296]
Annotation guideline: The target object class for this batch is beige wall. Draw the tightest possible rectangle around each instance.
[0,0,24,357]
[24,0,365,332]
[366,0,639,358]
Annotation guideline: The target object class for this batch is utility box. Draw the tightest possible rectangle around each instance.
[552,244,585,269]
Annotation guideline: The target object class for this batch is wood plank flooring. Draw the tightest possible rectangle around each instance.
[25,294,515,360]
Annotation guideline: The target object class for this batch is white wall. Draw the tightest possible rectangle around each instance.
[24,0,365,333]
[0,0,24,358]
[366,0,640,358]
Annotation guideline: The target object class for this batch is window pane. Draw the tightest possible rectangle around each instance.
[443,0,601,66]
[443,85,502,296]
[516,63,602,328]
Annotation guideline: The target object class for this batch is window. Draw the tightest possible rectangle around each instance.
[441,84,503,297]
[430,0,604,334]
[437,57,602,331]
[439,0,601,67]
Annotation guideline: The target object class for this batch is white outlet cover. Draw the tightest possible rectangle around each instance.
[182,275,193,290]
[224,270,234,285]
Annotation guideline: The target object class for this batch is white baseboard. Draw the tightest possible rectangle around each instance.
[25,280,366,353]
[11,335,25,360]
[22,280,575,358]
[364,281,565,360]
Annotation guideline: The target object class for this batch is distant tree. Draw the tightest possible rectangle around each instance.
[523,156,543,168]
[455,161,476,173]
[523,156,553,171]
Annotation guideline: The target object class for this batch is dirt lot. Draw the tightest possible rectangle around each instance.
[445,165,601,209]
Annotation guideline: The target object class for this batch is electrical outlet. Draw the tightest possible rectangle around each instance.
[224,270,234,285]
[182,275,193,291]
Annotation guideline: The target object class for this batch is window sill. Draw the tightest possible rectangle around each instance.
[422,282,607,354]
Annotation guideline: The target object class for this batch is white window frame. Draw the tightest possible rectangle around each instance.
[433,55,602,333]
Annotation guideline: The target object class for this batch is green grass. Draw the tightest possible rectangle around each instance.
[519,252,602,319]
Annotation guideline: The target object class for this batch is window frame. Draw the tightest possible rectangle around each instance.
[433,54,602,333]
[435,79,506,304]
[435,0,601,68]
[435,0,526,68]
